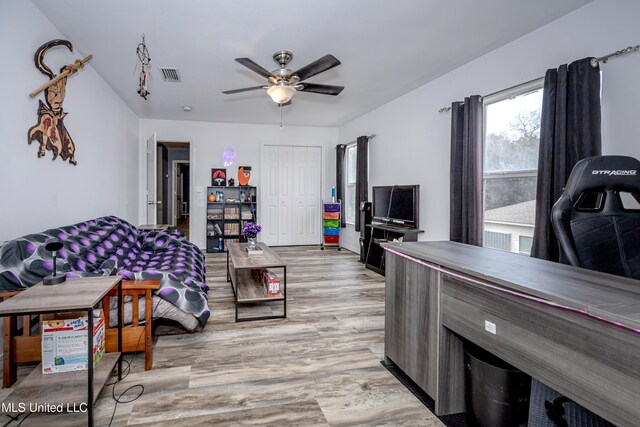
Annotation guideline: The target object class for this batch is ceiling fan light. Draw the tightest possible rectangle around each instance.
[267,85,296,104]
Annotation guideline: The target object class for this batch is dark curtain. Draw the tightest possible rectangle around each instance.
[449,95,483,246]
[355,136,369,232]
[336,144,346,227]
[531,57,601,261]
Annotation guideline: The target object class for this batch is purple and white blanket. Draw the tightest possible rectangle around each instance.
[0,216,210,327]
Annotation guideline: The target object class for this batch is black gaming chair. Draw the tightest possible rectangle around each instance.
[547,155,640,425]
[552,155,640,277]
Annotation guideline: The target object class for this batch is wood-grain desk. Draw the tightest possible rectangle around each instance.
[382,241,640,427]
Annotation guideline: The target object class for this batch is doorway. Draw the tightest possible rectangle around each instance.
[154,141,190,238]
[174,161,190,237]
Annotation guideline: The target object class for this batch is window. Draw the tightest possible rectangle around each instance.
[519,235,533,254]
[345,143,357,224]
[483,81,543,255]
[484,230,511,252]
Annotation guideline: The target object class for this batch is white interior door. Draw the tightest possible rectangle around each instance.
[146,132,157,224]
[278,146,293,245]
[262,146,279,246]
[292,147,307,245]
[305,147,322,244]
[261,144,322,246]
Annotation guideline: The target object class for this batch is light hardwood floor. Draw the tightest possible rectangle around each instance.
[1,246,443,426]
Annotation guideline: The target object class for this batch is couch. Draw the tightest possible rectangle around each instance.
[0,216,210,328]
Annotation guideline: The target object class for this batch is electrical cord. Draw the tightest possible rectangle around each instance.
[2,299,152,427]
[381,185,396,270]
[106,296,161,427]
[365,185,395,267]
[2,414,20,427]
[14,412,31,427]
[1,298,159,427]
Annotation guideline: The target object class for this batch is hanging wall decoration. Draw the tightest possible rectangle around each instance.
[135,34,151,100]
[222,146,237,167]
[211,168,227,186]
[27,39,92,165]
[238,166,252,186]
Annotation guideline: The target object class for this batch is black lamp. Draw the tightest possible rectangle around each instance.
[43,239,66,286]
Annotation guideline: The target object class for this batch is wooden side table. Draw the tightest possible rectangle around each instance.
[0,276,123,427]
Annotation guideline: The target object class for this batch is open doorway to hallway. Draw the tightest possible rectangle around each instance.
[174,161,190,237]
[156,141,190,239]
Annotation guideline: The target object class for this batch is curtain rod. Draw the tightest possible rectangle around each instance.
[336,134,376,148]
[591,44,639,67]
[438,77,543,113]
[438,43,639,113]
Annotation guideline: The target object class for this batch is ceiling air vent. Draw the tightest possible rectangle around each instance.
[159,67,181,82]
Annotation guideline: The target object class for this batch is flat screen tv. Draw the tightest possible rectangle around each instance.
[372,185,419,228]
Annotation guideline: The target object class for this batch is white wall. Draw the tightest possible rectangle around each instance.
[0,0,139,244]
[335,0,640,253]
[139,119,338,249]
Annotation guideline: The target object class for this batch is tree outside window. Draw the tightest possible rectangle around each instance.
[483,85,543,255]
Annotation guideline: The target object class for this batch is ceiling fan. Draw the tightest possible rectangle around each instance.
[222,50,344,105]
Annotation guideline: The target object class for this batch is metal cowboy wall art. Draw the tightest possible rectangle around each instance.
[27,39,92,165]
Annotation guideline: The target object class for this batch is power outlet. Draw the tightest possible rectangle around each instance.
[485,320,497,334]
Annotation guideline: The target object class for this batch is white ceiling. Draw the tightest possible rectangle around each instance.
[32,0,591,127]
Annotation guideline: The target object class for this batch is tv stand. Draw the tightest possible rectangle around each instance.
[364,223,423,275]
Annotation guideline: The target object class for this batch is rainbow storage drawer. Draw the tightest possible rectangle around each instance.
[321,202,341,250]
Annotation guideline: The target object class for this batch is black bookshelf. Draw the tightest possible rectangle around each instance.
[206,186,257,253]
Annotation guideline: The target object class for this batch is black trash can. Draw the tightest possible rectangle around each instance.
[464,342,532,427]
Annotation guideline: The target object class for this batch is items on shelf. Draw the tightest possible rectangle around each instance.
[207,207,223,219]
[206,185,258,253]
[224,207,239,219]
[42,311,105,374]
[251,268,281,296]
[211,168,227,186]
[238,166,252,186]
[224,223,240,235]
[240,206,254,220]
[246,246,263,256]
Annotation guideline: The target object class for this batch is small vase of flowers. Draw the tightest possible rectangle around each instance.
[242,222,262,251]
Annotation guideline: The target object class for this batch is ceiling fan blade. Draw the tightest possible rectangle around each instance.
[222,86,265,95]
[235,58,275,79]
[298,83,344,95]
[293,54,341,81]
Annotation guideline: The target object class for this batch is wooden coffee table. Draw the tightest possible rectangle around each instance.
[226,242,287,322]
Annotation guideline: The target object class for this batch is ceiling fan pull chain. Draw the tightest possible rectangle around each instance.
[280,104,283,129]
